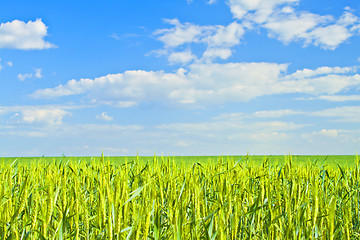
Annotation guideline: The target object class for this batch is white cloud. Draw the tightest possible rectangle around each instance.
[154,20,244,62]
[286,66,357,79]
[301,129,360,148]
[91,100,138,108]
[310,24,352,50]
[318,129,340,138]
[228,0,299,23]
[156,116,304,154]
[155,19,208,48]
[148,1,360,70]
[157,118,303,137]
[20,108,70,125]
[0,19,56,50]
[0,105,77,126]
[0,58,13,71]
[59,123,144,138]
[267,9,359,49]
[34,68,42,78]
[0,121,143,147]
[213,112,247,120]
[31,68,191,103]
[228,0,360,49]
[31,63,360,106]
[2,104,359,155]
[254,109,303,118]
[282,66,360,95]
[315,95,360,102]
[17,73,32,81]
[31,62,286,105]
[203,48,232,60]
[264,12,330,44]
[154,5,358,64]
[7,107,70,126]
[96,112,114,121]
[17,68,43,81]
[168,50,196,64]
[284,75,360,95]
[5,130,49,138]
[312,106,360,122]
[205,21,244,47]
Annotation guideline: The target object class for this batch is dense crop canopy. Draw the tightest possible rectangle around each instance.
[0,155,359,239]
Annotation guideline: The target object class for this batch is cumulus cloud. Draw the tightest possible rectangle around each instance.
[203,48,232,61]
[228,0,299,23]
[96,112,114,121]
[227,0,360,49]
[154,19,244,63]
[31,62,285,105]
[31,63,360,106]
[310,24,352,50]
[154,19,208,48]
[0,105,73,126]
[281,66,360,95]
[264,12,329,44]
[31,68,191,103]
[263,10,359,49]
[0,19,56,50]
[8,108,69,126]
[21,109,69,125]
[168,49,196,64]
[205,21,244,47]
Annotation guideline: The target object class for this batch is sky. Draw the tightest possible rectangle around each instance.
[0,0,360,157]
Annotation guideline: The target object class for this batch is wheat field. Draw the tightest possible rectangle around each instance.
[0,155,359,239]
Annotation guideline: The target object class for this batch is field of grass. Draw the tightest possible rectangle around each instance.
[0,154,359,239]
[2,154,357,166]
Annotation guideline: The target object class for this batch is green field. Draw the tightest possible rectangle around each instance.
[2,154,358,166]
[0,155,359,239]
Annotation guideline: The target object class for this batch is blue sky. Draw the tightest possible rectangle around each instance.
[1,0,360,156]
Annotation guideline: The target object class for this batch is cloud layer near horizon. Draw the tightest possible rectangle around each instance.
[32,63,360,107]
